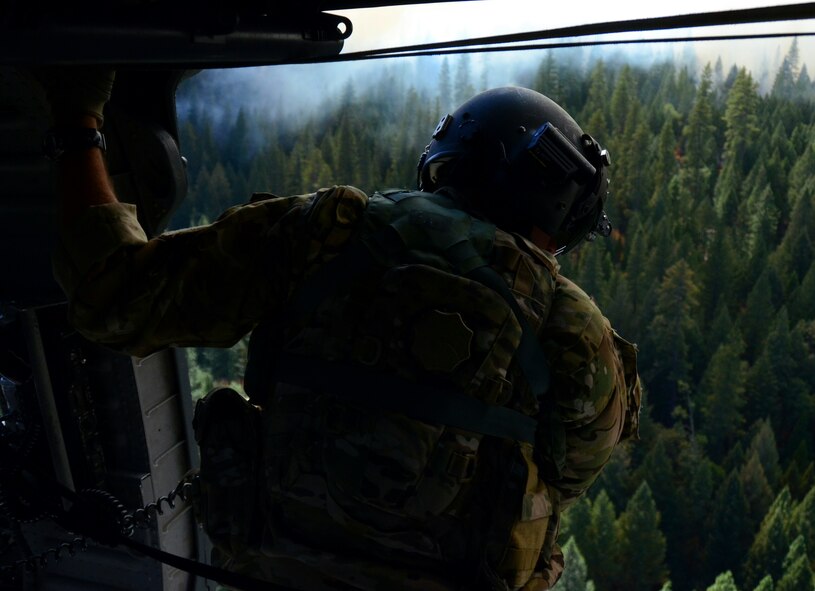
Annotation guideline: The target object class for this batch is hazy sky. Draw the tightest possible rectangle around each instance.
[335,0,814,53]
[178,1,813,127]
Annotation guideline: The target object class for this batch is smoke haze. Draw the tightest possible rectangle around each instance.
[177,31,814,130]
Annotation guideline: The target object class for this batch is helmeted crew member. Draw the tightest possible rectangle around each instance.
[43,69,641,591]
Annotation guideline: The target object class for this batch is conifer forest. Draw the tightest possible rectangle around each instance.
[173,39,815,591]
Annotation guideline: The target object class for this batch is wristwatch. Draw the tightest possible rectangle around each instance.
[43,128,107,161]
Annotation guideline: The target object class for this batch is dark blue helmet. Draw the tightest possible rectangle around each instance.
[418,86,611,254]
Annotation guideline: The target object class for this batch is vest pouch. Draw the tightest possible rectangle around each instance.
[373,264,522,401]
[318,263,521,526]
[613,330,642,441]
[192,387,263,556]
[495,443,557,590]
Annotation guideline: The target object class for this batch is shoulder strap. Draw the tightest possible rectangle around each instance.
[465,266,550,398]
[271,352,538,443]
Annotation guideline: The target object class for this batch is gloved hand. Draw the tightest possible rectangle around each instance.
[32,67,116,126]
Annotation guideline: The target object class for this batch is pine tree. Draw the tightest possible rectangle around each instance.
[622,222,650,328]
[794,63,811,100]
[765,125,795,215]
[752,575,774,591]
[699,228,739,323]
[584,490,619,588]
[614,111,652,226]
[706,571,740,591]
[713,163,743,227]
[776,535,814,591]
[636,436,684,571]
[615,482,668,591]
[683,453,722,591]
[794,463,814,501]
[581,60,610,140]
[646,260,701,422]
[602,272,635,339]
[574,240,609,302]
[762,309,812,453]
[705,470,752,583]
[771,38,800,99]
[207,162,234,216]
[225,108,251,169]
[704,299,736,358]
[682,63,718,201]
[785,232,814,288]
[698,340,747,460]
[782,454,807,501]
[453,54,475,108]
[743,488,793,589]
[773,228,815,315]
[740,270,775,361]
[559,537,595,591]
[723,441,747,474]
[610,66,637,136]
[790,487,815,557]
[674,66,697,114]
[790,261,815,323]
[334,114,361,181]
[780,175,815,252]
[651,118,679,209]
[790,319,815,403]
[646,62,677,117]
[743,355,778,429]
[745,184,780,260]
[535,53,563,105]
[591,445,632,513]
[714,68,759,221]
[561,496,593,555]
[747,420,783,489]
[739,450,774,527]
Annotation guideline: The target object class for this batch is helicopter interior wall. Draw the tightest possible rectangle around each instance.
[0,66,207,590]
[1,300,205,591]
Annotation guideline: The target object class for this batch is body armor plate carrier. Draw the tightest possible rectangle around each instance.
[200,190,564,590]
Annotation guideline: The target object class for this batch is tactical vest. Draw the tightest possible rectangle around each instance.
[200,191,565,590]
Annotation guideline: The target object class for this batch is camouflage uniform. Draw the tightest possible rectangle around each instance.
[54,185,641,591]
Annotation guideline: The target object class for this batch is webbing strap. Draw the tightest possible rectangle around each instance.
[465,266,550,398]
[117,536,295,591]
[271,352,538,444]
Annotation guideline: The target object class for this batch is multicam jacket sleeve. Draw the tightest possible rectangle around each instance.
[540,275,641,509]
[52,185,370,358]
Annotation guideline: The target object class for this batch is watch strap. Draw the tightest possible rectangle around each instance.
[43,128,107,161]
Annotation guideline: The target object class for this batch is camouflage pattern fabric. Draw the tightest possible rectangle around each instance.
[53,186,366,357]
[54,185,641,591]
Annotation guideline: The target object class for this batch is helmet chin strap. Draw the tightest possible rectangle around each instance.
[530,226,558,253]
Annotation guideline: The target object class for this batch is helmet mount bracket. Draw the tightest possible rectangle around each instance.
[432,114,453,140]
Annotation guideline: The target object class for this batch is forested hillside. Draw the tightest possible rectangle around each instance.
[173,40,815,591]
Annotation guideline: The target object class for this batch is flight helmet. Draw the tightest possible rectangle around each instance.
[417,86,611,254]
